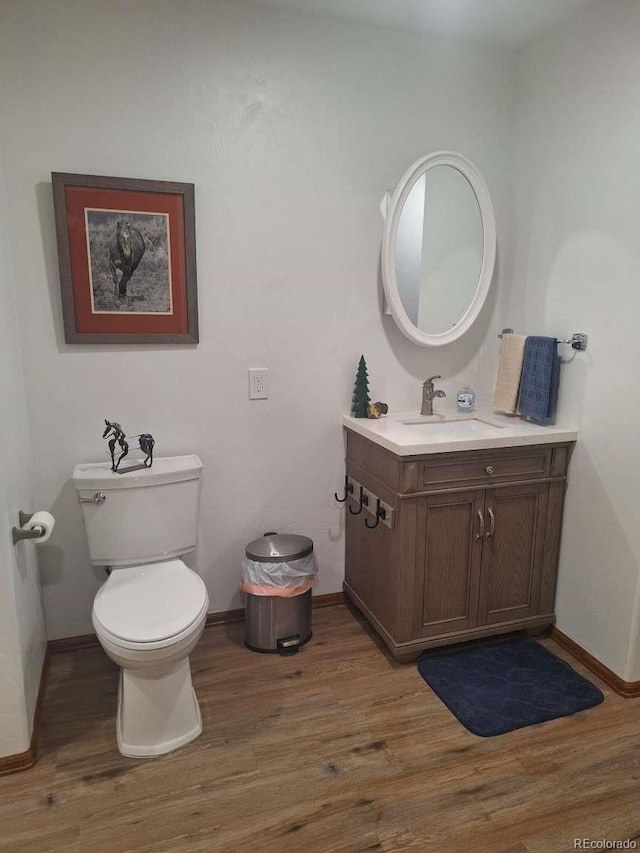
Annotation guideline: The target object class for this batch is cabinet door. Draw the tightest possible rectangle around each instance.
[478,484,548,625]
[414,490,484,638]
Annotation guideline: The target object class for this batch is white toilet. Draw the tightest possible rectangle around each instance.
[73,454,209,758]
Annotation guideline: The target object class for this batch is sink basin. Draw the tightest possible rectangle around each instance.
[398,416,504,435]
[398,415,445,424]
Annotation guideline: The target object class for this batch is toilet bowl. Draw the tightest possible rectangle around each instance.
[92,559,209,757]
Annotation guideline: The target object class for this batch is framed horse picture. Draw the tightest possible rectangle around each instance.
[51,173,198,344]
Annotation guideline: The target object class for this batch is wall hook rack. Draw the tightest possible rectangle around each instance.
[341,475,395,530]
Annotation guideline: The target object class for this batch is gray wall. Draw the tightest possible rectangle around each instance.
[0,0,515,638]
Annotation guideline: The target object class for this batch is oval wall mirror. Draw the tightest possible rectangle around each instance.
[381,151,496,347]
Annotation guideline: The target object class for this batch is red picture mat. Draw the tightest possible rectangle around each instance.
[65,186,188,335]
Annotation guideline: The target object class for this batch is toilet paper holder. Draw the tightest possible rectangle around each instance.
[12,511,45,545]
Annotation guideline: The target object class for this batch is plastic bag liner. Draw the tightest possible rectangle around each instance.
[240,553,318,597]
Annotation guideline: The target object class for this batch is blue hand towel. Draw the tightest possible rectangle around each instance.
[517,336,560,425]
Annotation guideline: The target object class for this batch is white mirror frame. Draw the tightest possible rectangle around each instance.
[381,151,496,347]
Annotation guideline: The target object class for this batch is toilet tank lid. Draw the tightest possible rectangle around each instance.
[73,454,203,491]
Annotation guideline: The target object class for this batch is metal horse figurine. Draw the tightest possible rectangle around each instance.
[102,420,155,472]
[136,433,155,468]
[103,420,129,471]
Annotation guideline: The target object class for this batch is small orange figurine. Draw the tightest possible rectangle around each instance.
[367,402,389,419]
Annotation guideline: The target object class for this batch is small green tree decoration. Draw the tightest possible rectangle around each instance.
[351,355,371,418]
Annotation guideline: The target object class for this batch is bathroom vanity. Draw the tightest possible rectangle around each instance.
[342,412,577,661]
[363,148,580,660]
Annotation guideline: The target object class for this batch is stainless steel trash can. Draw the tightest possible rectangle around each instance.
[243,533,315,655]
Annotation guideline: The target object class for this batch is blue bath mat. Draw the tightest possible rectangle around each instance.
[418,638,604,737]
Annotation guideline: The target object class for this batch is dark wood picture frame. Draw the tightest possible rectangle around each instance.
[52,172,198,344]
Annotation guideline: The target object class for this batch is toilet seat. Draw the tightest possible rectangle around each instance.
[93,559,208,650]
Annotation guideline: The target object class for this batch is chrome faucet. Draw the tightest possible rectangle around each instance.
[421,375,446,416]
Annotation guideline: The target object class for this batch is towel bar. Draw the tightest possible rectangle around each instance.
[498,329,588,351]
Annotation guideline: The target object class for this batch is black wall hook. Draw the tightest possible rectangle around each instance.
[365,498,386,529]
[334,475,353,503]
[349,486,369,515]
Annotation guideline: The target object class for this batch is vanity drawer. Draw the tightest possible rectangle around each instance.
[419,447,552,490]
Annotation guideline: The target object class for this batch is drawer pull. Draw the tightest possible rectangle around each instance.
[485,465,495,475]
[487,507,495,539]
[476,509,485,541]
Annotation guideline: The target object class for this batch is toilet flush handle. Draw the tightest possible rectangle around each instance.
[78,492,107,506]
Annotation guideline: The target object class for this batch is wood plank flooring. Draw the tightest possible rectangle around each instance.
[1,604,639,853]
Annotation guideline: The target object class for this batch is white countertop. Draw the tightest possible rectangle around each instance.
[342,409,578,456]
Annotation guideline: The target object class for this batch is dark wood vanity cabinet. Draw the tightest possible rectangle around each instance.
[343,431,573,661]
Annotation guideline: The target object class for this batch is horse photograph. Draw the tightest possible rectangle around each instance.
[85,208,172,314]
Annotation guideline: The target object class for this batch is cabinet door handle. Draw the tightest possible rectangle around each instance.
[487,507,495,539]
[476,509,485,541]
[485,465,495,475]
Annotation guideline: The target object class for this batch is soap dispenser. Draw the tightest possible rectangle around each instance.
[456,384,476,413]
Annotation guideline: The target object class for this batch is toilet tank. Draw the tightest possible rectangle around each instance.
[73,455,203,567]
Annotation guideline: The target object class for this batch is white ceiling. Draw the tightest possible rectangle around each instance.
[248,0,597,48]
